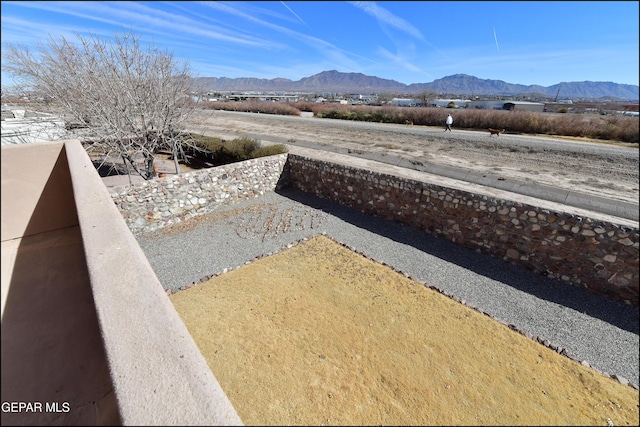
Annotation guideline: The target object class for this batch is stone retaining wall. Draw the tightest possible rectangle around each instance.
[285,155,639,307]
[109,154,288,234]
[109,152,639,307]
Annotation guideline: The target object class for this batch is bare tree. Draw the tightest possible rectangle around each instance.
[2,31,197,179]
[375,92,394,106]
[416,90,437,107]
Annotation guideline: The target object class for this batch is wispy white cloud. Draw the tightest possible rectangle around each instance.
[280,1,307,25]
[349,1,425,42]
[0,15,117,47]
[201,1,370,72]
[425,45,637,85]
[376,46,423,74]
[5,1,633,85]
[2,1,275,48]
[347,0,443,75]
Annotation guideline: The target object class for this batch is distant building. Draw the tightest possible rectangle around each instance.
[390,98,416,107]
[433,99,471,108]
[468,100,544,112]
[502,101,545,112]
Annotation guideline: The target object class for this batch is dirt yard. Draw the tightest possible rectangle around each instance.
[184,109,639,205]
[170,234,639,426]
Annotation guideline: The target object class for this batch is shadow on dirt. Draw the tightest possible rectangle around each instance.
[92,160,130,177]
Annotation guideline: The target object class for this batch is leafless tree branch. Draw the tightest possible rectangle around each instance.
[2,30,198,179]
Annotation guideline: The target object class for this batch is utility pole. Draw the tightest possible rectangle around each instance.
[554,87,560,103]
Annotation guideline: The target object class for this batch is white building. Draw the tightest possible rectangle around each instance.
[390,98,417,107]
[467,100,545,112]
[433,99,471,108]
[1,108,68,145]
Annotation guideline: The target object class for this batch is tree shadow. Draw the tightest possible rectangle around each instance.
[92,160,129,177]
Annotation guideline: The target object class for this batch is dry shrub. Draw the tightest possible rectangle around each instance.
[614,117,639,142]
[289,101,315,112]
[550,114,586,137]
[452,109,501,129]
[510,111,555,134]
[584,115,639,142]
[197,101,638,143]
[252,144,288,158]
[409,107,449,126]
[311,104,350,120]
[186,134,287,166]
[188,134,225,152]
[222,137,258,160]
[200,100,301,116]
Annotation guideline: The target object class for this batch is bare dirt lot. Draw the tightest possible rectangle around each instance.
[171,234,639,426]
[184,109,639,205]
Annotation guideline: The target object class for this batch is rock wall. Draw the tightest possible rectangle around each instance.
[108,154,288,234]
[285,155,639,307]
[109,152,638,306]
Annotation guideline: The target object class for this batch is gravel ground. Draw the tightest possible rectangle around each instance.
[136,187,639,388]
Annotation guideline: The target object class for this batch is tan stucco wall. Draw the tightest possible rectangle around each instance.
[1,141,118,425]
[1,141,77,241]
[2,140,243,426]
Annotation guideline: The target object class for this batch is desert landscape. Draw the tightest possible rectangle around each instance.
[184,109,639,205]
[3,3,637,424]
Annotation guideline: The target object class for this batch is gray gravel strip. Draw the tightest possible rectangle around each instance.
[135,187,639,388]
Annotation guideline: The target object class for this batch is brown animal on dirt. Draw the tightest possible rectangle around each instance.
[405,120,413,126]
[488,128,506,136]
[152,163,166,178]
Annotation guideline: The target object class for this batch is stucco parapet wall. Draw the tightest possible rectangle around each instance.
[109,154,288,234]
[284,146,639,307]
[2,139,243,425]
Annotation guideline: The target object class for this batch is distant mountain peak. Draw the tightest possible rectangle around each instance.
[193,70,639,101]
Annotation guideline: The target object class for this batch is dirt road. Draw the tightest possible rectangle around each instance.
[185,109,639,205]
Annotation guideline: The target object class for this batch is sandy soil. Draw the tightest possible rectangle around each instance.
[170,234,639,426]
[184,109,639,205]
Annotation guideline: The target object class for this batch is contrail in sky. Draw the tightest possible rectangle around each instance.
[281,1,306,25]
[493,26,500,52]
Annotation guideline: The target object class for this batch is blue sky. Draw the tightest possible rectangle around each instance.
[1,1,639,88]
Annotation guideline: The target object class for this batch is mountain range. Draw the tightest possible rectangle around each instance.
[193,70,639,101]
